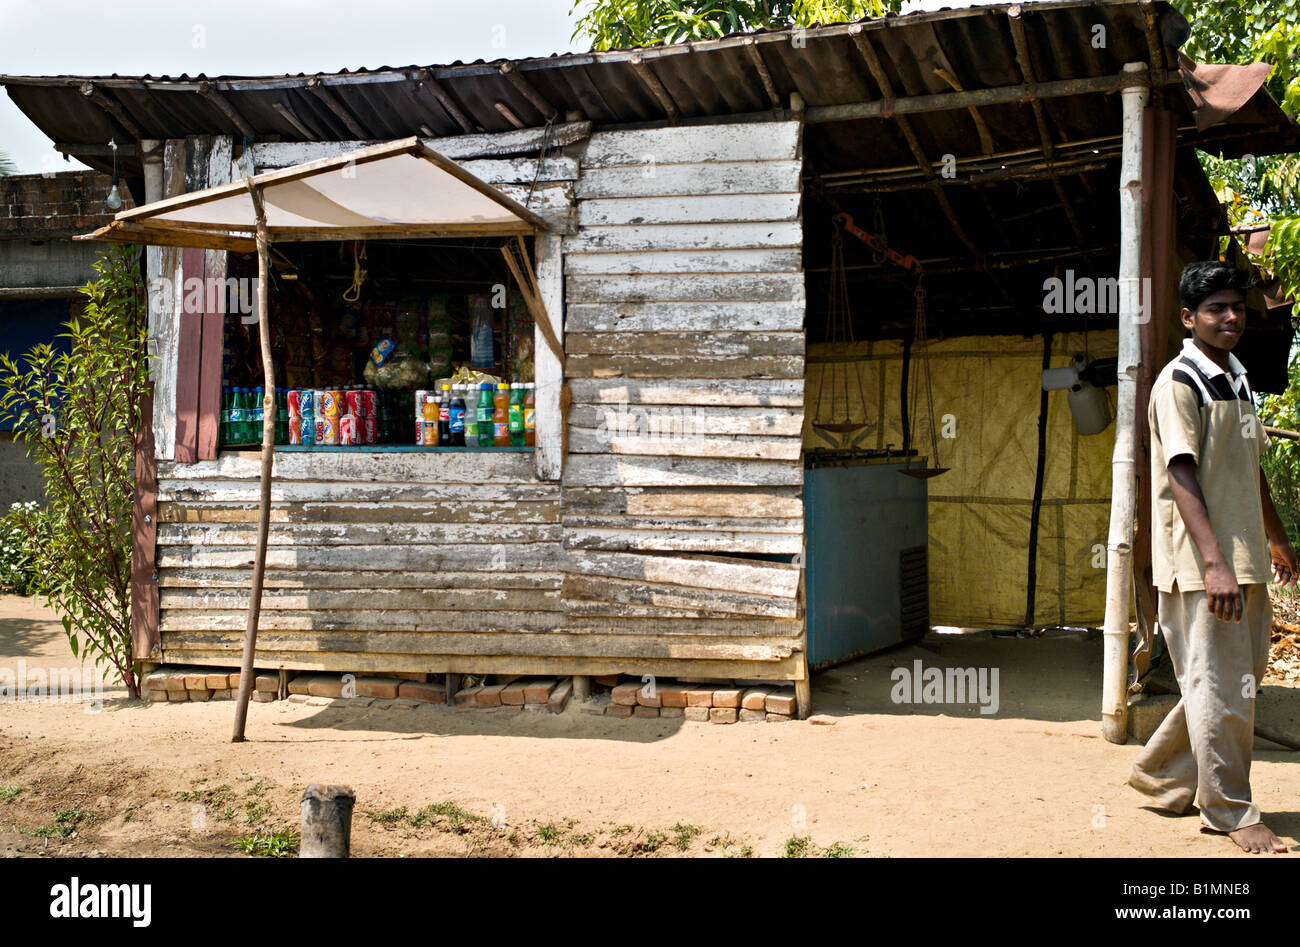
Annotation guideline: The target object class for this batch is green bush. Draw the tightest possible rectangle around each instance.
[0,501,42,595]
[0,244,150,697]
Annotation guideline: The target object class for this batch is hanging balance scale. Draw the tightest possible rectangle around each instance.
[813,205,949,478]
[811,219,873,438]
[901,276,949,479]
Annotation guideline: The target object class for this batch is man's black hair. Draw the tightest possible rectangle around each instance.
[1179,261,1254,313]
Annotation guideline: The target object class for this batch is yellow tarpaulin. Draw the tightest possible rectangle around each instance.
[805,331,1117,629]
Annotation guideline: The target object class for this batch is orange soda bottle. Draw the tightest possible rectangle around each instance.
[493,383,510,446]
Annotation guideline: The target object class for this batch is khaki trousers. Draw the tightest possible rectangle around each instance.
[1129,583,1273,833]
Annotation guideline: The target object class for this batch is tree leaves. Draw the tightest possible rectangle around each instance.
[0,244,148,697]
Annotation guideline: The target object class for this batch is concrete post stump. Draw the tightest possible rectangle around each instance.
[300,784,355,858]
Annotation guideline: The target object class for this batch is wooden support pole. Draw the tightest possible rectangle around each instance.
[445,672,461,703]
[1102,63,1149,745]
[572,675,591,703]
[232,181,275,744]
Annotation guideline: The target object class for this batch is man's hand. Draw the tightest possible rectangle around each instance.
[1271,536,1299,588]
[1205,560,1244,623]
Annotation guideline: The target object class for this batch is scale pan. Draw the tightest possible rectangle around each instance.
[899,467,950,479]
[813,422,870,434]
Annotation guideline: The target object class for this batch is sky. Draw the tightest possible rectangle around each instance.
[0,0,1014,174]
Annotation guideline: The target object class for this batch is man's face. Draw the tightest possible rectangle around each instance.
[1181,288,1247,352]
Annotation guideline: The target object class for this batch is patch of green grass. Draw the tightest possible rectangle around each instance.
[243,779,270,798]
[369,806,409,825]
[230,827,299,857]
[639,830,667,853]
[724,844,754,858]
[412,801,485,834]
[0,786,24,803]
[32,807,89,839]
[243,800,271,825]
[609,823,633,837]
[782,835,815,858]
[537,823,562,843]
[822,842,854,858]
[571,832,595,846]
[672,822,701,851]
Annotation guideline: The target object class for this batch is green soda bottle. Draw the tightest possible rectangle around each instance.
[508,382,525,447]
[220,387,232,446]
[477,383,495,447]
[232,388,248,444]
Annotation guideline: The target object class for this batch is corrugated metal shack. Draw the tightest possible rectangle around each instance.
[2,0,1297,720]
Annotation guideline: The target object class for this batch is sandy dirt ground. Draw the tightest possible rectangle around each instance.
[1,594,1298,858]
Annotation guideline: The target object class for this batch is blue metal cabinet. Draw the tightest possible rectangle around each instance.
[804,459,929,669]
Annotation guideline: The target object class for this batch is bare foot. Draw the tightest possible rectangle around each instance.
[1228,822,1288,854]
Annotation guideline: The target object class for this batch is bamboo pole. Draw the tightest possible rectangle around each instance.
[1101,63,1149,745]
[232,180,275,743]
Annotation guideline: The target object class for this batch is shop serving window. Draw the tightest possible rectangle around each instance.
[219,236,537,452]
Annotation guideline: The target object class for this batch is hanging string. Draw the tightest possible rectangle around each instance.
[342,241,368,302]
[526,114,557,210]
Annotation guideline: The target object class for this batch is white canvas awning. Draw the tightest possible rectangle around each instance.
[78,136,548,251]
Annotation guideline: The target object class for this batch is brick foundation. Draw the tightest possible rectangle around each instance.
[142,668,800,722]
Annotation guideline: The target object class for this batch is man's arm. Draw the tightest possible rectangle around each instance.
[1260,465,1299,587]
[1167,456,1243,622]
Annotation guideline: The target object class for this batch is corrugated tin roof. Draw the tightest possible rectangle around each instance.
[3,0,1296,179]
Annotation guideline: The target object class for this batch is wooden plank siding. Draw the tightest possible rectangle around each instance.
[557,121,806,644]
[152,120,809,684]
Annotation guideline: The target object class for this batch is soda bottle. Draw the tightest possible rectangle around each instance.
[524,382,536,447]
[477,383,495,447]
[508,382,525,447]
[464,384,479,447]
[438,383,452,447]
[277,388,289,444]
[251,386,265,444]
[232,388,248,444]
[493,383,510,447]
[220,387,232,446]
[450,385,466,447]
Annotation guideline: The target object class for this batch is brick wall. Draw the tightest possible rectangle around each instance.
[0,170,134,238]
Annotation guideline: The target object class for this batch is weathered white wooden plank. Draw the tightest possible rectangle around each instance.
[249,123,591,166]
[533,231,564,482]
[564,248,801,276]
[157,479,558,503]
[562,548,800,597]
[567,426,803,460]
[566,331,803,356]
[565,301,805,333]
[567,404,804,437]
[495,182,575,233]
[158,450,538,483]
[457,156,579,183]
[562,573,797,619]
[562,453,802,489]
[582,123,800,169]
[562,485,803,520]
[157,521,561,546]
[575,159,801,199]
[161,587,562,611]
[564,577,795,621]
[566,273,804,304]
[158,543,562,571]
[159,609,566,633]
[562,513,803,533]
[577,194,800,227]
[162,630,799,658]
[151,138,186,461]
[564,528,802,555]
[156,499,561,524]
[565,353,804,379]
[563,222,802,254]
[567,378,804,407]
[158,568,563,590]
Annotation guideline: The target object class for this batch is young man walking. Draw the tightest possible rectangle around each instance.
[1129,261,1296,854]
